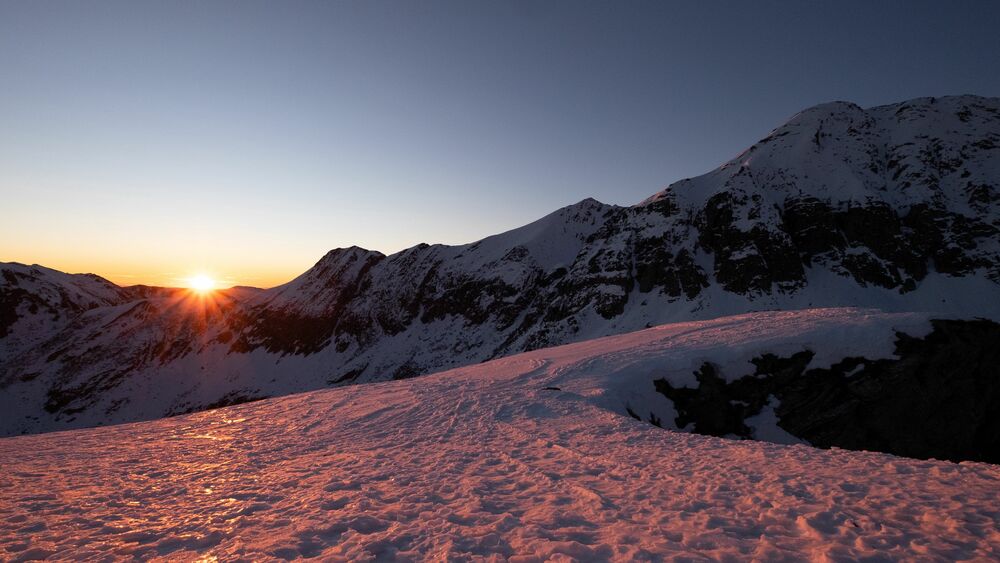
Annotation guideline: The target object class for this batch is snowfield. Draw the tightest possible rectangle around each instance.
[1,309,998,561]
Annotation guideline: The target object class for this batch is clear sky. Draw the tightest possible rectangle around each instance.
[2,1,998,288]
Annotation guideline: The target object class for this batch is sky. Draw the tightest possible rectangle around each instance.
[2,1,999,288]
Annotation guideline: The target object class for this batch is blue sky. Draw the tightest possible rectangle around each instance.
[2,1,998,287]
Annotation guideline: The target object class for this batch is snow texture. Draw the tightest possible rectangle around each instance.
[2,309,997,561]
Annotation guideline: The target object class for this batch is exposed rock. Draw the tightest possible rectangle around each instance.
[654,319,1000,463]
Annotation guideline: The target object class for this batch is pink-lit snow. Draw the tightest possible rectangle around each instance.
[1,309,998,560]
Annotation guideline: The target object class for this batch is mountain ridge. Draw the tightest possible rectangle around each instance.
[2,94,999,435]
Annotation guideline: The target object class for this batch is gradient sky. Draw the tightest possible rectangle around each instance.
[2,1,999,288]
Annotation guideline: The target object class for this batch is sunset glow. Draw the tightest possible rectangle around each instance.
[186,274,216,293]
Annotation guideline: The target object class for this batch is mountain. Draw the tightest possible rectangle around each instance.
[0,263,126,358]
[2,94,999,436]
[2,309,998,560]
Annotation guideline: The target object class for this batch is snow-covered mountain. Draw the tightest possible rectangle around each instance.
[2,94,999,436]
[2,309,998,560]
[0,263,127,360]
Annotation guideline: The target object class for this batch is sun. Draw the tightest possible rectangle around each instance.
[186,274,216,293]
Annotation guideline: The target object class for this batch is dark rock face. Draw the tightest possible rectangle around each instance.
[231,247,386,355]
[654,319,1000,463]
[167,391,267,417]
[694,190,805,294]
[778,197,999,290]
[0,287,34,339]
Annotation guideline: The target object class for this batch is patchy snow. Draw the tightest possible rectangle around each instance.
[0,262,127,360]
[746,396,807,446]
[257,198,615,316]
[2,308,997,561]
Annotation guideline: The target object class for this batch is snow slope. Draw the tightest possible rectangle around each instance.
[0,263,127,360]
[2,309,998,561]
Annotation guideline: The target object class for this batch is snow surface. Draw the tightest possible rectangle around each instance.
[2,309,997,561]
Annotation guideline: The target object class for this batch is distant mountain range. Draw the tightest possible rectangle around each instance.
[3,94,999,436]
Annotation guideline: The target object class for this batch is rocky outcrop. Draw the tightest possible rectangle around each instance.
[654,319,1000,463]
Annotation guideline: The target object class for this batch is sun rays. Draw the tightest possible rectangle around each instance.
[186,274,217,294]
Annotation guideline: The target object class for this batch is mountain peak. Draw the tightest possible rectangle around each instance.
[643,94,1000,208]
[792,99,865,118]
[316,245,384,264]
